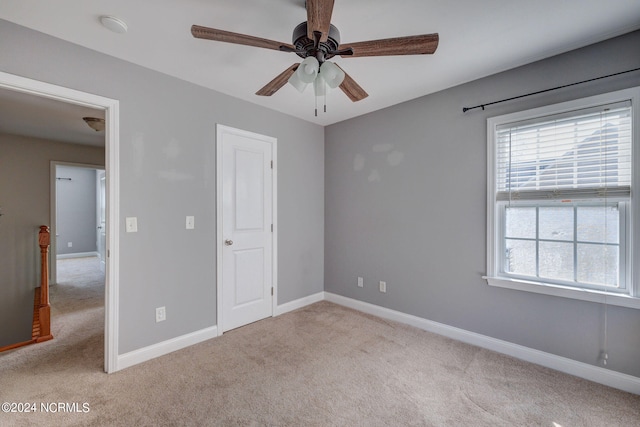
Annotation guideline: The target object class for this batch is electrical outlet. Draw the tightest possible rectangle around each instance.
[186,216,195,229]
[357,277,364,288]
[599,350,609,366]
[156,306,166,323]
[67,242,72,248]
[379,281,387,293]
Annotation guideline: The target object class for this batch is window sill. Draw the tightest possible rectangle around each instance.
[483,276,640,310]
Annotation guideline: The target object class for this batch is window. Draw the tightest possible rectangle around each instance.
[486,87,640,308]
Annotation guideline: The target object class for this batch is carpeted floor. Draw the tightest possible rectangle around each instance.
[1,257,639,426]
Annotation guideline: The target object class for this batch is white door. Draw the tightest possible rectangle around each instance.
[96,170,106,273]
[218,125,275,333]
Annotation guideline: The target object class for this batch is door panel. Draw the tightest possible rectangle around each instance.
[235,149,265,231]
[234,248,265,306]
[220,127,274,332]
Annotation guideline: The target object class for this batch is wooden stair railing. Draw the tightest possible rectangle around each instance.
[35,225,53,343]
[0,225,53,353]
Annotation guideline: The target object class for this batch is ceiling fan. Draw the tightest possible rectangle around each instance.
[191,0,438,105]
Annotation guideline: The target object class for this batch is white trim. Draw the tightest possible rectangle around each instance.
[324,292,640,395]
[116,291,321,371]
[105,91,120,374]
[0,71,121,374]
[486,86,640,303]
[215,126,224,337]
[57,252,99,260]
[275,291,325,316]
[117,326,218,371]
[271,139,278,318]
[215,124,278,335]
[485,276,640,309]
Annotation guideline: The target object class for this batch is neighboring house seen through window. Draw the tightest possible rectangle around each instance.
[486,87,640,309]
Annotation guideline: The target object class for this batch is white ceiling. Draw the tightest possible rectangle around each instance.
[1,0,639,131]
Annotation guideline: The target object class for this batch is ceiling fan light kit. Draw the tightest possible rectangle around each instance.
[287,58,344,92]
[286,57,346,115]
[191,0,439,116]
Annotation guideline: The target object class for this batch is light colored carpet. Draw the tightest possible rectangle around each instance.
[1,258,638,426]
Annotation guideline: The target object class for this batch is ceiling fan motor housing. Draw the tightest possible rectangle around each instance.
[292,22,341,62]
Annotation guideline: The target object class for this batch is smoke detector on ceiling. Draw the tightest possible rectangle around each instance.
[100,15,128,34]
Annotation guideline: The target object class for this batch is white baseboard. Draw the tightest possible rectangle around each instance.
[116,326,218,372]
[57,251,98,260]
[115,291,325,372]
[275,291,325,316]
[324,292,640,395]
[111,291,640,394]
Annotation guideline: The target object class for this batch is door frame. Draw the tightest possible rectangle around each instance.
[97,169,107,273]
[215,124,277,335]
[50,161,105,284]
[0,71,120,373]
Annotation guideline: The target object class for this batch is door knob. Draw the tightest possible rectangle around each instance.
[224,239,233,246]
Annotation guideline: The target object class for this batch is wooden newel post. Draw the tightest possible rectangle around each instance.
[39,226,50,306]
[37,225,52,342]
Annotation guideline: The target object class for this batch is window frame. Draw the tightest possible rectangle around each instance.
[486,87,640,310]
[497,200,628,293]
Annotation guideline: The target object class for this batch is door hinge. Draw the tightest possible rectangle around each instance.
[270,160,273,169]
[271,287,274,296]
[271,224,273,232]
[107,250,110,257]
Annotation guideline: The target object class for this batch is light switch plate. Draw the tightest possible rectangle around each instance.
[186,216,195,229]
[126,217,138,233]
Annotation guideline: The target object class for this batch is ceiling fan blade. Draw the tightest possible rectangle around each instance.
[256,64,300,96]
[335,64,368,102]
[306,0,334,42]
[191,25,295,52]
[339,33,439,57]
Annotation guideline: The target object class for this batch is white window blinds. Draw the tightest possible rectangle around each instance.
[496,101,632,201]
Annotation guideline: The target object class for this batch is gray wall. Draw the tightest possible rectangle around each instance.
[56,166,98,255]
[0,134,104,347]
[0,20,325,354]
[325,31,640,377]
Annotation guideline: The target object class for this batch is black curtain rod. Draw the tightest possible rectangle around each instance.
[462,67,640,113]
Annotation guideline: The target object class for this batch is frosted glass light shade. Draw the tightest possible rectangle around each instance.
[318,61,345,89]
[288,72,308,93]
[297,57,320,83]
[314,76,326,97]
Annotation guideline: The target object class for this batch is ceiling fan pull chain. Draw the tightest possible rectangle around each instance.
[324,90,327,113]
